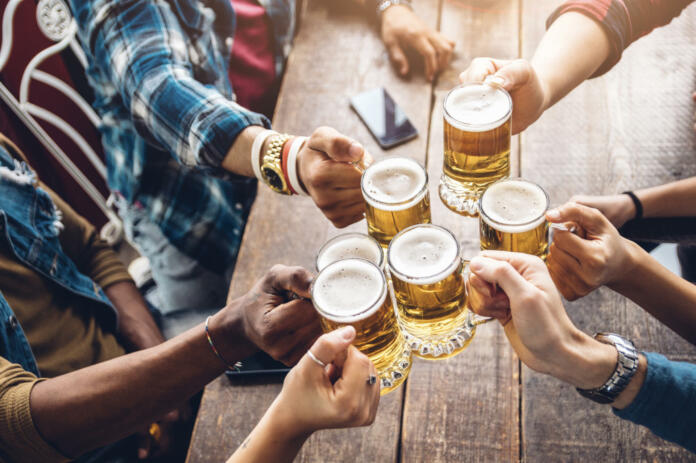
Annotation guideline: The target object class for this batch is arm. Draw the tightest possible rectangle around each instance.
[30,265,321,458]
[546,202,696,345]
[467,252,696,452]
[47,186,164,351]
[227,328,380,463]
[458,0,691,134]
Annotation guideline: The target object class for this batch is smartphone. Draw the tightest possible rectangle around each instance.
[225,351,290,377]
[350,88,418,149]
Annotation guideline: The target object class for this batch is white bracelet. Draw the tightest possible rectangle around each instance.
[287,136,309,196]
[251,129,276,181]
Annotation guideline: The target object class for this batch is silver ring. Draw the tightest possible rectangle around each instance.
[367,375,377,386]
[307,350,327,368]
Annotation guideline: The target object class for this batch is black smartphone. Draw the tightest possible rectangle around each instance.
[350,88,418,149]
[225,351,290,377]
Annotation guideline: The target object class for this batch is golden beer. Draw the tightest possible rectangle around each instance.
[315,233,384,271]
[388,224,479,359]
[312,258,411,394]
[361,157,431,248]
[479,178,550,259]
[439,83,512,216]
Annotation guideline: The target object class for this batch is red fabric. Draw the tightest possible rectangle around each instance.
[228,0,278,119]
[281,136,296,194]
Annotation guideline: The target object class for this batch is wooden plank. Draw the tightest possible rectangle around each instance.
[400,1,521,461]
[520,2,696,461]
[187,1,439,461]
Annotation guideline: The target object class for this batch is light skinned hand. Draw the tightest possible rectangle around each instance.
[459,58,548,134]
[467,251,615,389]
[297,127,373,228]
[568,193,637,229]
[236,265,323,366]
[546,202,634,301]
[381,5,455,81]
[268,326,380,437]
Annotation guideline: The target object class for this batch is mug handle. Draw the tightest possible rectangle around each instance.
[462,258,497,326]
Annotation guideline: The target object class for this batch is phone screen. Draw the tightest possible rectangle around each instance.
[350,88,418,149]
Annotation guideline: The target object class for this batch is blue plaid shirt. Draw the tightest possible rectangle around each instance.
[69,0,295,273]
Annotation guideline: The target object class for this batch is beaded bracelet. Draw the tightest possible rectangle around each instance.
[205,316,242,371]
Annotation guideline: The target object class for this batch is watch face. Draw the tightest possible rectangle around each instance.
[262,167,285,192]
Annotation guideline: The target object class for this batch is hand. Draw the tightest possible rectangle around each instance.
[297,127,373,228]
[459,58,548,134]
[546,202,636,300]
[468,251,616,389]
[268,326,380,437]
[214,265,322,366]
[381,5,455,81]
[568,193,637,229]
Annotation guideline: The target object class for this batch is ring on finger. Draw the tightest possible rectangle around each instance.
[367,374,377,386]
[307,350,327,368]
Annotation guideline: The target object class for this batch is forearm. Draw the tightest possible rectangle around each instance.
[105,281,164,351]
[609,241,696,345]
[635,177,696,218]
[30,302,253,458]
[532,12,610,111]
[227,398,309,463]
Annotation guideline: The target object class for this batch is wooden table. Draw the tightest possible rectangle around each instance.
[186,1,696,461]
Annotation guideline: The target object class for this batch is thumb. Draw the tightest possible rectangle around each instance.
[492,59,533,93]
[301,326,356,377]
[386,41,409,76]
[469,256,531,301]
[308,127,364,163]
[546,202,610,234]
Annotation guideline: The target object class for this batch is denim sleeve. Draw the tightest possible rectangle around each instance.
[613,352,696,453]
[69,0,270,170]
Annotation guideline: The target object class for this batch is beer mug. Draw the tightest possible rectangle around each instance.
[387,224,492,360]
[361,157,431,248]
[439,81,512,216]
[315,232,384,272]
[478,177,550,259]
[312,258,412,394]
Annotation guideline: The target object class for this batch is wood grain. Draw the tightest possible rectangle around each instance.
[520,2,696,461]
[187,1,438,461]
[400,1,521,462]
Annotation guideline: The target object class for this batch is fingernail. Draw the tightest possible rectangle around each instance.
[546,209,561,220]
[469,258,483,272]
[349,142,363,160]
[338,325,356,341]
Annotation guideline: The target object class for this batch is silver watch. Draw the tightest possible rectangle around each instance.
[376,0,413,17]
[576,332,640,404]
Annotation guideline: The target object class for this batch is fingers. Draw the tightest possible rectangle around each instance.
[413,36,438,81]
[334,346,380,426]
[277,318,323,365]
[308,127,364,163]
[336,345,377,395]
[551,222,594,255]
[469,255,533,300]
[322,200,366,229]
[386,39,409,76]
[547,243,592,300]
[466,276,510,320]
[300,326,356,377]
[547,202,610,234]
[459,57,510,83]
[493,59,534,93]
[430,33,455,72]
[266,264,314,298]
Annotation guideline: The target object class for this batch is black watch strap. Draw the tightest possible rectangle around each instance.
[622,191,643,220]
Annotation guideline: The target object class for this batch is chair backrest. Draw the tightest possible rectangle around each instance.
[0,0,123,244]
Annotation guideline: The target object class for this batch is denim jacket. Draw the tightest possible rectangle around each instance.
[0,146,117,377]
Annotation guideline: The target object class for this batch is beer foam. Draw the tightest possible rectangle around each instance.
[388,225,460,285]
[480,179,548,233]
[312,259,387,323]
[444,84,511,132]
[317,234,383,271]
[361,157,427,211]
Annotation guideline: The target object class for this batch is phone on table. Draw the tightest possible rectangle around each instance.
[350,87,418,149]
[225,351,290,377]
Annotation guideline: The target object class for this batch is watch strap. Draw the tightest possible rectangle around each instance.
[576,332,640,404]
[287,136,309,196]
[262,134,292,194]
[251,129,276,182]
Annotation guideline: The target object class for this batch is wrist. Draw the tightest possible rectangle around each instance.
[265,395,314,442]
[606,239,643,292]
[208,299,257,363]
[549,330,617,389]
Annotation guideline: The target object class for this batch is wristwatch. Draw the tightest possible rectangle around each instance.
[576,332,640,404]
[261,134,291,194]
[376,0,413,17]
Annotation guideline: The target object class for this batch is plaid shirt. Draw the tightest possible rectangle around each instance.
[547,0,693,77]
[69,0,295,273]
